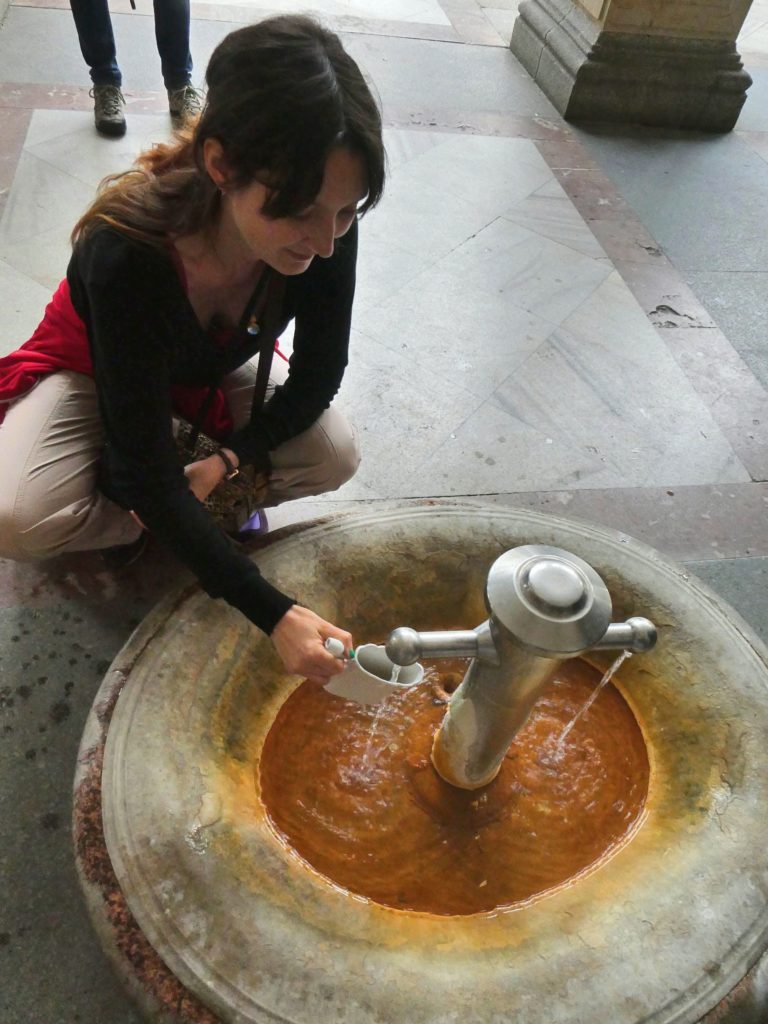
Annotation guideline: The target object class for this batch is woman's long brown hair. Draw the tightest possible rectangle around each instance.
[71,15,386,248]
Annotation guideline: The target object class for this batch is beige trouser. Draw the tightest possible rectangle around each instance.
[0,358,360,561]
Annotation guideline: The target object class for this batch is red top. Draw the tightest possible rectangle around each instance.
[0,277,287,437]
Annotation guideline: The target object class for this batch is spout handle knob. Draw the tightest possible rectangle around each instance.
[386,628,483,665]
[595,616,657,652]
[386,627,422,666]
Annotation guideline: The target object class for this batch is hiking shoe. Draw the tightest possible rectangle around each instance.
[168,84,202,125]
[91,85,126,137]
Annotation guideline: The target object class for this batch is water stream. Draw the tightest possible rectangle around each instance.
[558,650,633,746]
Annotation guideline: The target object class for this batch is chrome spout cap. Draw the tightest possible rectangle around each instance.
[486,545,613,657]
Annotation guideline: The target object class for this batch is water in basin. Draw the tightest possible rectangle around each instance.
[260,655,649,916]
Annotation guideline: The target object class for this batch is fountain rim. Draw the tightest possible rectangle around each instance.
[97,502,768,1024]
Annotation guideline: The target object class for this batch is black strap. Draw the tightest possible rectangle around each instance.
[249,271,287,423]
[181,268,285,455]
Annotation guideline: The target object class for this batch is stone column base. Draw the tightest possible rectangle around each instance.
[511,0,752,132]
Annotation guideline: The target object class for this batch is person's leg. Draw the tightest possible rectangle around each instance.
[153,0,200,123]
[153,0,192,88]
[69,0,121,85]
[0,373,141,561]
[69,0,126,136]
[221,359,360,508]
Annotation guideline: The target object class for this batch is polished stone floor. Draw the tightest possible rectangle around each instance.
[0,0,767,1020]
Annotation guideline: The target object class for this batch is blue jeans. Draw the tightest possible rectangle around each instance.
[69,0,192,89]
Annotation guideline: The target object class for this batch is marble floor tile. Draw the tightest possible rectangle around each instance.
[439,215,613,324]
[360,171,507,264]
[0,150,94,247]
[354,261,557,400]
[338,328,485,497]
[738,68,768,131]
[392,134,554,220]
[0,258,51,356]
[343,32,558,117]
[490,272,751,489]
[482,7,516,41]
[737,130,768,166]
[502,178,607,259]
[354,238,432,312]
[684,557,768,647]
[24,110,172,189]
[682,269,768,391]
[398,396,627,496]
[739,0,768,40]
[382,126,446,171]
[189,0,452,23]
[574,127,768,272]
[0,224,72,291]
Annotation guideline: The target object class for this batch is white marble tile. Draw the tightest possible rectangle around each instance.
[482,7,517,41]
[0,259,52,357]
[382,127,445,172]
[354,237,431,312]
[438,215,613,324]
[477,0,520,9]
[739,1,768,38]
[393,134,554,220]
[25,110,173,190]
[339,328,485,496]
[354,260,557,400]
[194,0,451,24]
[396,398,626,497]
[23,109,95,150]
[740,19,768,52]
[0,151,94,246]
[738,132,768,166]
[360,171,504,263]
[0,226,72,291]
[502,180,607,259]
[488,271,751,489]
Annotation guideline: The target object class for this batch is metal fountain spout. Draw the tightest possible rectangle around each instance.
[385,545,657,791]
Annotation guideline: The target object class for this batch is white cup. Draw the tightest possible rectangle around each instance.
[324,643,424,706]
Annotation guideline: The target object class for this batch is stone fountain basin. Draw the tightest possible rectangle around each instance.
[98,505,768,1024]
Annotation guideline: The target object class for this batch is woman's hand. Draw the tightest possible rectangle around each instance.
[184,449,237,503]
[271,605,353,684]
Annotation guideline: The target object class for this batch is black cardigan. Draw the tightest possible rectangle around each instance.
[67,221,358,633]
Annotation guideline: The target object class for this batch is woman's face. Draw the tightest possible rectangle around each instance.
[224,147,368,275]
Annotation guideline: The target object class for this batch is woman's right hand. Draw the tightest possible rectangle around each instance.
[270,605,352,685]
